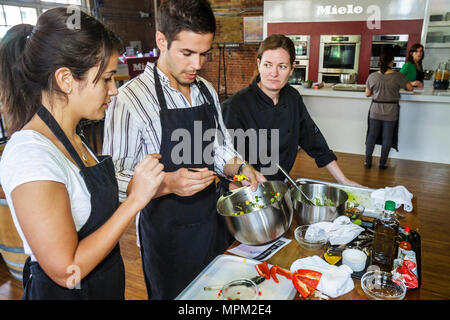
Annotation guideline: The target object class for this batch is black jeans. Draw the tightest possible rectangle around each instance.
[365,118,396,166]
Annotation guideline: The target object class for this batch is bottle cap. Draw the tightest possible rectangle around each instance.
[384,200,396,211]
[404,226,411,232]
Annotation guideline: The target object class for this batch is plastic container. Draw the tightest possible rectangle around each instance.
[361,271,407,300]
[294,225,328,249]
[342,249,367,272]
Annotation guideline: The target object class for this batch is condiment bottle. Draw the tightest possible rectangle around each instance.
[399,226,412,251]
[371,200,399,271]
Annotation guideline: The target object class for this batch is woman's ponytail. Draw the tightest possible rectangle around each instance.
[378,48,394,75]
[0,7,123,136]
[0,24,41,135]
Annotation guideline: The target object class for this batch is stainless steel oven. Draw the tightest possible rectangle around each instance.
[287,35,310,60]
[288,60,309,85]
[370,34,408,73]
[319,35,361,83]
[287,35,310,84]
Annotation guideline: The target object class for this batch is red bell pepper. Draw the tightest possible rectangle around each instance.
[292,269,322,299]
[292,276,314,298]
[276,267,293,280]
[294,269,322,281]
[255,262,270,279]
[270,265,279,283]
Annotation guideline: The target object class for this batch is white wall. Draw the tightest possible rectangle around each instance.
[422,0,450,71]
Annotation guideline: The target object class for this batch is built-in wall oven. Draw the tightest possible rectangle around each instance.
[319,35,361,83]
[287,35,310,85]
[370,34,409,73]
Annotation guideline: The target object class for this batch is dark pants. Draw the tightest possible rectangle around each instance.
[365,118,396,166]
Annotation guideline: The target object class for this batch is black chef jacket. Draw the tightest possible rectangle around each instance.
[221,77,337,181]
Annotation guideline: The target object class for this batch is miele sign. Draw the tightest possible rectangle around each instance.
[264,0,427,23]
[316,4,365,16]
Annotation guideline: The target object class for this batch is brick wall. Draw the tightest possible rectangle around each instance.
[89,0,157,53]
[91,0,263,97]
[199,0,264,99]
[200,45,259,99]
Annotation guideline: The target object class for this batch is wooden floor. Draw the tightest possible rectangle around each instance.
[1,150,449,299]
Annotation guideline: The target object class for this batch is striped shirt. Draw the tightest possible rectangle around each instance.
[103,62,241,202]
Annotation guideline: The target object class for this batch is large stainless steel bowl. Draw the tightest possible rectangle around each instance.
[291,183,348,225]
[217,181,293,245]
[340,73,358,84]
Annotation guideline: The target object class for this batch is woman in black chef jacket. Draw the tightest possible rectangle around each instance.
[222,34,360,188]
[0,7,164,299]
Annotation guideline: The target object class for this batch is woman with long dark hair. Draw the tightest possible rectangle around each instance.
[0,7,164,299]
[365,49,414,169]
[399,43,425,87]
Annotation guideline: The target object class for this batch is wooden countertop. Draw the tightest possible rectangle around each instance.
[226,207,421,300]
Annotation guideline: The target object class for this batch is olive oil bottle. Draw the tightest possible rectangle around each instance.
[372,200,399,271]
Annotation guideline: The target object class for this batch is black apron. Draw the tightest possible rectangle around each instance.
[365,100,400,152]
[21,106,125,300]
[138,66,231,300]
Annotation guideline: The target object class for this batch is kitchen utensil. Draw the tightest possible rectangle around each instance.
[339,73,358,84]
[290,182,348,225]
[176,254,297,300]
[188,168,237,183]
[217,181,293,245]
[423,69,434,80]
[342,249,367,272]
[361,270,407,300]
[221,279,259,300]
[294,225,328,250]
[276,163,315,205]
[203,275,265,291]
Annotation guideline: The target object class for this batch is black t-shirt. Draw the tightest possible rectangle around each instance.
[221,77,337,181]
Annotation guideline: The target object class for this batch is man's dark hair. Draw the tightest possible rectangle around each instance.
[157,0,216,48]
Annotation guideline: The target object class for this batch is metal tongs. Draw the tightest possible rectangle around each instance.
[203,275,265,291]
[276,163,315,205]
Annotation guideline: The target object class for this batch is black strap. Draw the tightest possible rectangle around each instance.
[37,106,86,169]
[153,64,169,111]
[372,100,399,104]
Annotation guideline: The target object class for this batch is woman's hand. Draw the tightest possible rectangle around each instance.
[127,153,165,210]
[340,178,364,188]
[411,80,423,88]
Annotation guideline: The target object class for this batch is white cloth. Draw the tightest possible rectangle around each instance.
[102,62,241,202]
[290,255,354,298]
[306,216,365,245]
[370,185,413,212]
[0,130,96,261]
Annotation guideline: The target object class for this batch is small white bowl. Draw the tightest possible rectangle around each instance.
[342,248,367,272]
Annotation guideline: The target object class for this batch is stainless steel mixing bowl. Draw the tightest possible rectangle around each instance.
[290,183,348,225]
[217,181,293,245]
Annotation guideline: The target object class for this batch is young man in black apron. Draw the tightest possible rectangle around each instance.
[102,0,265,299]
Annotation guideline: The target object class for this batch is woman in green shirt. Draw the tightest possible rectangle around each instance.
[399,43,425,87]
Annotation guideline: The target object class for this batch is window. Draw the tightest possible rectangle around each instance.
[0,0,86,38]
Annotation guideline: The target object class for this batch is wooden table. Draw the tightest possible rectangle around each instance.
[225,197,421,300]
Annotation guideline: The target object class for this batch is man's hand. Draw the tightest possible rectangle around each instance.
[166,167,216,197]
[239,165,266,192]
